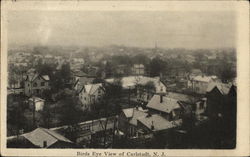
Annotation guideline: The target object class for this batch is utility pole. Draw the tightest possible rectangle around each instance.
[128,86,131,106]
[111,116,117,147]
[47,102,50,129]
[31,80,36,129]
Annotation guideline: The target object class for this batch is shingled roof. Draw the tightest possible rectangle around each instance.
[146,95,181,113]
[23,128,73,148]
[206,82,232,95]
[122,107,148,126]
[138,114,182,132]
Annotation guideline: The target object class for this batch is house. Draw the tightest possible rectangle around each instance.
[105,76,167,103]
[28,97,45,111]
[78,83,104,111]
[206,83,236,144]
[185,55,196,64]
[132,64,145,75]
[206,82,234,119]
[24,72,50,97]
[73,71,95,90]
[146,94,182,121]
[7,127,76,148]
[116,64,128,75]
[189,69,203,78]
[45,54,53,59]
[72,58,84,64]
[7,87,24,95]
[168,66,187,80]
[118,107,148,137]
[137,114,182,134]
[187,75,217,94]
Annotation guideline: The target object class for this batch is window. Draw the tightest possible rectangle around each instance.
[41,82,45,86]
[36,89,40,94]
[199,101,205,109]
[33,82,37,87]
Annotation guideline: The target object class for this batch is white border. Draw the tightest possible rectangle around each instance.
[1,1,249,156]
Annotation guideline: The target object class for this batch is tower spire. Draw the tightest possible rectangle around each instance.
[154,41,158,53]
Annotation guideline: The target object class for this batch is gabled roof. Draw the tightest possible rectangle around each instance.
[192,75,214,83]
[28,97,45,102]
[146,95,181,113]
[138,114,182,132]
[206,82,232,95]
[77,77,95,85]
[23,128,73,148]
[122,107,148,126]
[26,74,50,82]
[79,83,103,95]
[42,75,50,81]
[122,108,134,118]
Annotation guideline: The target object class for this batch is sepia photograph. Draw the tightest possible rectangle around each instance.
[1,1,249,156]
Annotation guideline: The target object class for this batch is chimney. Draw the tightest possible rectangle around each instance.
[101,71,106,79]
[146,112,152,117]
[151,121,154,130]
[160,94,163,103]
[160,72,163,79]
[43,141,47,148]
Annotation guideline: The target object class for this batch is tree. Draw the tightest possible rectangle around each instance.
[7,94,27,136]
[50,63,71,91]
[148,57,167,77]
[144,81,156,91]
[41,102,51,129]
[58,95,83,125]
[132,54,150,65]
[218,63,236,83]
[104,61,114,78]
[60,63,71,85]
[35,62,56,78]
[81,64,89,74]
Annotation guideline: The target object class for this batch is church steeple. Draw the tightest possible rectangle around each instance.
[155,41,158,49]
[154,41,158,53]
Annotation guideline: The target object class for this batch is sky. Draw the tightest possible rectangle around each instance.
[7,11,236,49]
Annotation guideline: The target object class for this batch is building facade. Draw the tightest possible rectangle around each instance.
[24,73,50,97]
[78,83,104,111]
